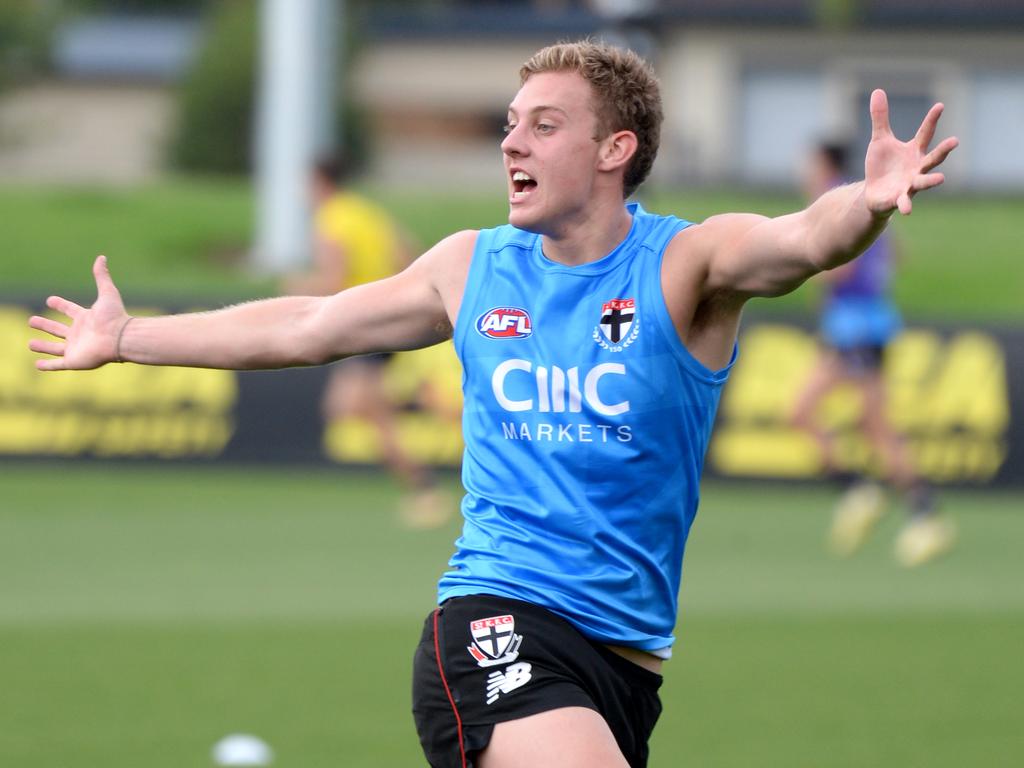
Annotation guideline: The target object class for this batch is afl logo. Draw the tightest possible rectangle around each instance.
[477,307,533,339]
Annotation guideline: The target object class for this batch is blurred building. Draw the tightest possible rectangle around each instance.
[358,0,1024,191]
[2,1,1023,190]
[0,14,201,183]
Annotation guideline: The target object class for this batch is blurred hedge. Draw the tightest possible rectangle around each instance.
[0,0,54,89]
[169,0,257,174]
[169,0,367,176]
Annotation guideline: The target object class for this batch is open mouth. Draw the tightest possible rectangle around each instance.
[511,171,538,200]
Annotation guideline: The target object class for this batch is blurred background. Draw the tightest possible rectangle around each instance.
[1,1,1021,766]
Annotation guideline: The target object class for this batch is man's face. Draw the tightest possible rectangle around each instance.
[501,71,606,233]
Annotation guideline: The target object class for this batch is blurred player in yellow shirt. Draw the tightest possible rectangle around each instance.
[284,156,452,528]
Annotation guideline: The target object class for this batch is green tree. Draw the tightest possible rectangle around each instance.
[0,0,55,90]
[169,0,257,174]
[814,0,862,30]
[169,0,367,176]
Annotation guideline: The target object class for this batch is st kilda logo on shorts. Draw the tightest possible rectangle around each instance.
[476,307,533,339]
[467,614,524,667]
[594,298,639,352]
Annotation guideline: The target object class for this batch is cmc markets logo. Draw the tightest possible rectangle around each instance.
[477,307,533,339]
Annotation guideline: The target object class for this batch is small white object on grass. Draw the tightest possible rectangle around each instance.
[212,733,274,766]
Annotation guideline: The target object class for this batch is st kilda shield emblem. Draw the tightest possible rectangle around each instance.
[594,298,640,351]
[467,614,524,667]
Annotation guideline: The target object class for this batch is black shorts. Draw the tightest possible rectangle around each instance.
[411,595,663,768]
[833,343,886,376]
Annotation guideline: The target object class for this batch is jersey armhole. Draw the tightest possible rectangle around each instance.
[452,229,492,362]
[649,222,737,385]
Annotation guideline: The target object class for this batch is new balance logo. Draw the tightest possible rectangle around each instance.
[485,662,533,705]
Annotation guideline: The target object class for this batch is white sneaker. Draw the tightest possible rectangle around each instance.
[828,482,888,557]
[895,516,957,567]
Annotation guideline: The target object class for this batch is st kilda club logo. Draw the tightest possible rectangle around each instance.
[466,614,524,667]
[477,307,533,339]
[594,297,639,352]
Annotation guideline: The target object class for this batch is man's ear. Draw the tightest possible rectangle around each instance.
[597,130,638,173]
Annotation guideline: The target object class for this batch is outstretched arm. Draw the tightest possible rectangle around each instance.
[696,89,958,299]
[29,231,475,372]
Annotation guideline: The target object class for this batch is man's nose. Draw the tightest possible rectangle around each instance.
[501,124,527,157]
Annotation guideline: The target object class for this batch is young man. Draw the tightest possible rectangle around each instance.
[29,41,956,768]
[791,141,954,566]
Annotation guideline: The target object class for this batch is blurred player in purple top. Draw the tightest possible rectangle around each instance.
[791,141,955,567]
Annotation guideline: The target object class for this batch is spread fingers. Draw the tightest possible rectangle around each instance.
[46,295,84,320]
[29,315,69,339]
[29,339,66,357]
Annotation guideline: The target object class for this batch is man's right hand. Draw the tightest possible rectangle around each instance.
[28,255,130,371]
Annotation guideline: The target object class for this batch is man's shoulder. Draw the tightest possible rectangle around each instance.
[419,229,479,269]
[663,212,767,261]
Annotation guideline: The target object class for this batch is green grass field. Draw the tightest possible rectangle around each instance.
[2,180,1023,322]
[2,178,1021,765]
[1,465,1021,767]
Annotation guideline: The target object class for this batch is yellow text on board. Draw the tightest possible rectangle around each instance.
[2,305,237,458]
[710,324,1010,483]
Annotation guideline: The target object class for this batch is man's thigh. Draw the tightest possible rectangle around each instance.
[478,707,629,768]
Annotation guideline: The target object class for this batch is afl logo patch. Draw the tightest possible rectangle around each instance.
[477,307,533,339]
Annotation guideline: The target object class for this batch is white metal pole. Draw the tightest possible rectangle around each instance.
[313,0,341,157]
[253,0,318,273]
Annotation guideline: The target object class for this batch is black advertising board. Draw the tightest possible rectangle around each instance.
[3,301,1020,486]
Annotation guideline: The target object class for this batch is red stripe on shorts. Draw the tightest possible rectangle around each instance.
[433,608,468,768]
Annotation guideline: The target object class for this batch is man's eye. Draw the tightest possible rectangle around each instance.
[502,123,515,134]
[537,124,554,133]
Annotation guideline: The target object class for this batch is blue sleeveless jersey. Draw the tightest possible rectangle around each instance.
[439,203,735,651]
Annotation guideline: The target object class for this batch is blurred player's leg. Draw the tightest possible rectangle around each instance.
[791,350,887,555]
[860,369,917,490]
[323,359,452,529]
[790,351,845,475]
[860,366,956,565]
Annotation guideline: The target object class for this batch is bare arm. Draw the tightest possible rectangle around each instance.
[697,89,958,300]
[29,231,475,372]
